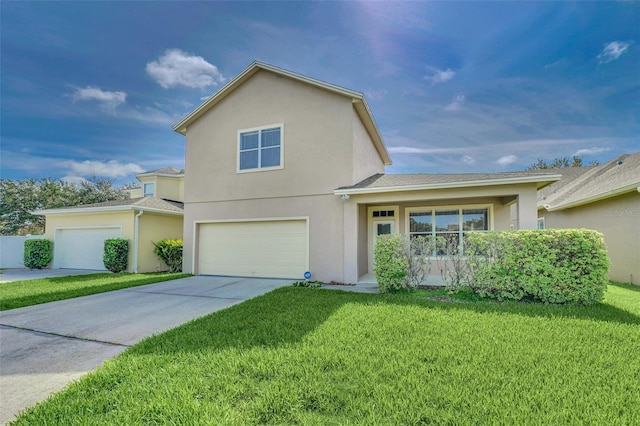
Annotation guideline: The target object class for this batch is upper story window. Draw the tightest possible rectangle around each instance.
[238,124,283,172]
[143,182,155,197]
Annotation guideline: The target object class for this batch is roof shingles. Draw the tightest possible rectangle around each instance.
[539,152,640,210]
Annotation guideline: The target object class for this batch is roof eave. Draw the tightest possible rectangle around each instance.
[33,205,183,216]
[352,98,392,165]
[136,172,185,179]
[173,61,367,135]
[334,174,562,196]
[546,183,640,211]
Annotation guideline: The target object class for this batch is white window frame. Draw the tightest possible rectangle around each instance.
[143,182,155,197]
[237,123,284,173]
[537,217,545,230]
[405,204,494,256]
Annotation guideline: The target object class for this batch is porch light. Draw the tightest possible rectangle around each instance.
[341,194,350,200]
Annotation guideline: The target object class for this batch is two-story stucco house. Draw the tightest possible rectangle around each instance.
[173,61,560,284]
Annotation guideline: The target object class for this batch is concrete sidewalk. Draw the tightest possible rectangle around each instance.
[0,275,291,424]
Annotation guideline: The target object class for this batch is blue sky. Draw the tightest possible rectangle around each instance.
[1,1,638,185]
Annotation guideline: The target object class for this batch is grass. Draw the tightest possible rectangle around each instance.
[11,282,639,425]
[0,273,189,310]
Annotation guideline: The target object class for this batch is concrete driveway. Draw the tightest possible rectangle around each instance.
[0,275,292,424]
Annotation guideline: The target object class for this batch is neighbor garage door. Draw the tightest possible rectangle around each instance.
[54,227,122,270]
[197,220,308,279]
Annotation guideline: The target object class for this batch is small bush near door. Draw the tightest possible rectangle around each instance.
[103,238,129,273]
[24,239,52,269]
[153,239,183,272]
[374,234,409,293]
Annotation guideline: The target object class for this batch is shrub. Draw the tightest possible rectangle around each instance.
[292,280,323,288]
[465,229,610,305]
[23,239,52,269]
[103,238,129,273]
[435,235,473,291]
[153,239,183,272]
[374,234,409,293]
[406,235,437,288]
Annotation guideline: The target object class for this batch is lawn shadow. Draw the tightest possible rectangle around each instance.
[128,286,354,356]
[380,291,640,326]
[128,285,638,360]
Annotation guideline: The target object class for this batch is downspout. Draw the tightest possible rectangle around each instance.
[133,210,144,273]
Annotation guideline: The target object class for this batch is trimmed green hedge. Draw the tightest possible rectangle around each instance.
[24,239,52,269]
[103,238,129,273]
[153,239,183,273]
[465,229,610,305]
[374,234,409,293]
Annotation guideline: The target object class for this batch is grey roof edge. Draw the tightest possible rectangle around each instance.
[538,152,640,211]
[33,197,184,216]
[335,172,561,195]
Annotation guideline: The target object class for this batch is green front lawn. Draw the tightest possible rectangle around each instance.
[0,273,189,311]
[12,283,639,425]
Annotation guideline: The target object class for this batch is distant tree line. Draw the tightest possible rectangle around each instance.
[526,155,599,170]
[0,177,129,235]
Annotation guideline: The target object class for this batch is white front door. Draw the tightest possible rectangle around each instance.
[369,220,396,273]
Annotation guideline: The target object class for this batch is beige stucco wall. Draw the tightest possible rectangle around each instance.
[183,194,345,282]
[137,176,184,202]
[137,213,184,273]
[541,191,640,284]
[352,113,385,184]
[184,70,372,203]
[44,211,136,272]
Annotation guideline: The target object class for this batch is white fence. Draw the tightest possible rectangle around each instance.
[0,235,45,268]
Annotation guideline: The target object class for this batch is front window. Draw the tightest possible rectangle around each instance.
[409,207,489,254]
[143,182,155,197]
[238,124,283,172]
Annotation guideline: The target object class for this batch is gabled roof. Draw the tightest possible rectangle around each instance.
[539,152,640,211]
[172,60,392,165]
[136,167,184,179]
[34,197,184,216]
[335,171,561,195]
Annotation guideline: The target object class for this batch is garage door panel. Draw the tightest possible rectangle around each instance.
[197,220,308,279]
[55,227,122,270]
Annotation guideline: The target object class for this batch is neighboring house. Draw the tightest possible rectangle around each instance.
[35,168,184,273]
[537,152,640,284]
[172,61,560,283]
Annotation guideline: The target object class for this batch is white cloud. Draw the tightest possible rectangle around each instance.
[461,155,475,165]
[424,66,455,85]
[574,147,610,156]
[59,160,144,178]
[388,146,466,155]
[146,49,225,89]
[364,88,388,100]
[445,94,465,111]
[496,155,517,166]
[70,86,126,109]
[597,41,630,64]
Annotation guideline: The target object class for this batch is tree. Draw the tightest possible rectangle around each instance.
[527,155,599,170]
[0,177,129,235]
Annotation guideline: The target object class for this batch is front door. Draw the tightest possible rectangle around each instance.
[369,220,396,273]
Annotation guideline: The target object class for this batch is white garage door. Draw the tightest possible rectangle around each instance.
[54,227,122,270]
[197,220,308,279]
